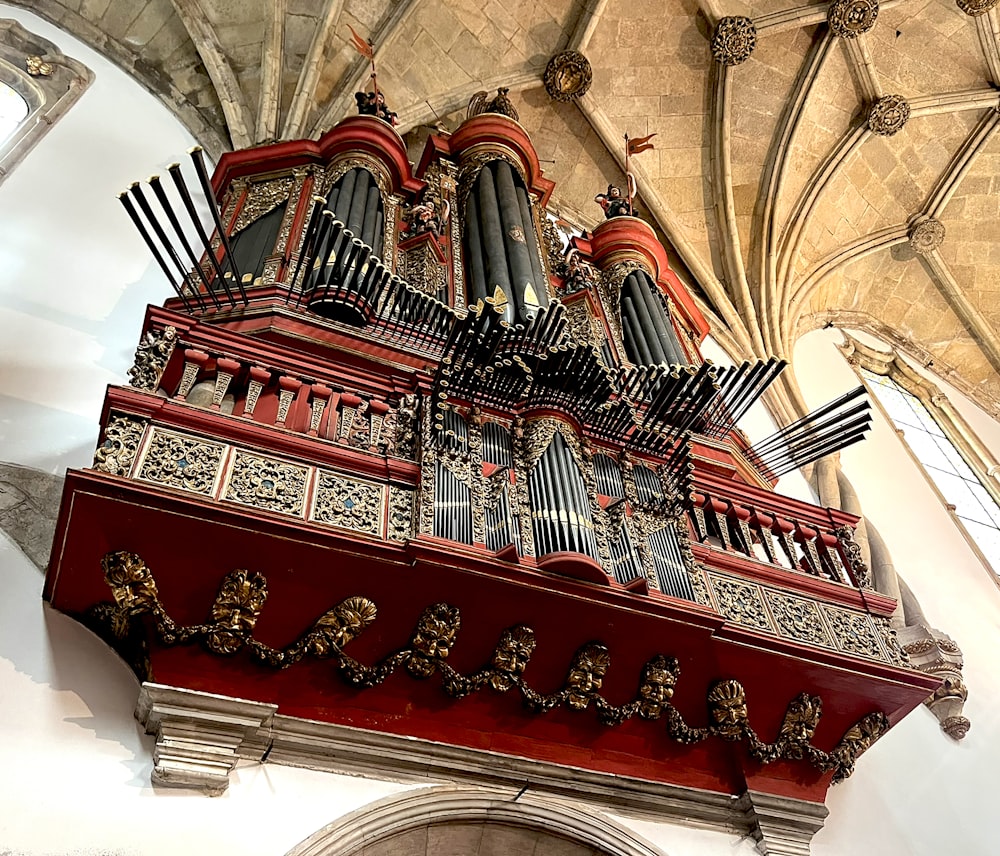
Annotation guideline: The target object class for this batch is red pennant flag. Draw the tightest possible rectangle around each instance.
[627,133,657,156]
[347,24,374,60]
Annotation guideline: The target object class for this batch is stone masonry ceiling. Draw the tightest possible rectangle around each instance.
[15,0,1000,420]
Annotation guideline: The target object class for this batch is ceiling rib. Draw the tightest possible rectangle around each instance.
[257,0,286,143]
[169,0,253,149]
[308,0,421,138]
[282,0,345,140]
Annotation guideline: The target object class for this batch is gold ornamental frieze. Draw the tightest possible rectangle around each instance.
[222,451,310,516]
[135,427,227,496]
[311,470,385,537]
[93,414,149,477]
[706,570,898,665]
[116,423,414,540]
[88,550,891,785]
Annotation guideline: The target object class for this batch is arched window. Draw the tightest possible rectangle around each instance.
[846,334,1000,582]
[0,79,28,145]
[0,19,92,185]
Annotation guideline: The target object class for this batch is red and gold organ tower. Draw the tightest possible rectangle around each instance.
[44,101,937,832]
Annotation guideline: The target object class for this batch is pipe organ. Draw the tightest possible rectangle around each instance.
[619,268,690,367]
[48,99,932,816]
[463,159,546,323]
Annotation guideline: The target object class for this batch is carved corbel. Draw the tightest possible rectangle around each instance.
[897,624,970,740]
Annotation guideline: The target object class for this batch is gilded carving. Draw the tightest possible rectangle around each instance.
[387,393,419,459]
[401,238,448,297]
[956,0,998,16]
[467,87,519,120]
[137,429,225,495]
[489,625,536,691]
[205,569,268,655]
[908,218,945,255]
[387,486,415,541]
[233,177,294,234]
[263,168,308,284]
[224,451,308,516]
[253,596,378,668]
[833,525,873,588]
[829,711,888,782]
[779,693,823,746]
[636,654,680,720]
[407,602,461,678]
[876,617,909,667]
[101,550,160,638]
[827,0,879,37]
[543,51,593,102]
[541,216,566,275]
[305,597,378,658]
[711,17,757,65]
[707,679,749,740]
[93,414,147,476]
[322,155,390,197]
[824,606,885,660]
[867,94,910,136]
[565,642,611,711]
[128,325,178,391]
[26,55,53,76]
[709,574,773,631]
[92,549,887,782]
[312,471,384,536]
[766,590,833,647]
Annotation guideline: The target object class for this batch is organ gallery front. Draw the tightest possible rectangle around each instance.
[44,90,938,844]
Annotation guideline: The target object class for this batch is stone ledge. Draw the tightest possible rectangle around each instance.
[135,682,277,795]
[133,682,829,853]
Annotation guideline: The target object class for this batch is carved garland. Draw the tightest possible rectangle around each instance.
[91,551,888,784]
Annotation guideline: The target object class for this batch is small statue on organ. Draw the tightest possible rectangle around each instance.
[594,182,634,219]
[354,90,398,126]
[401,199,450,240]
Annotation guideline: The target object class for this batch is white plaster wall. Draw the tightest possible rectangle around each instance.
[0,8,413,855]
[0,3,204,472]
[794,328,1000,856]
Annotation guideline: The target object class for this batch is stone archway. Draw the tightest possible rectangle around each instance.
[285,786,671,856]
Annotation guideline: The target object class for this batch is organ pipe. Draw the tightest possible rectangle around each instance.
[620,270,688,368]
[464,160,546,323]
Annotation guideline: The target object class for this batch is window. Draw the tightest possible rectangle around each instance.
[0,79,28,144]
[0,18,93,184]
[845,334,1000,580]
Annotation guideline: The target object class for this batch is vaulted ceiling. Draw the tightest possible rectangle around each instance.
[16,0,1000,421]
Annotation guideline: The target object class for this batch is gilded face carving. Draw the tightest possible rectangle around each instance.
[102,551,159,615]
[308,596,377,658]
[637,655,679,719]
[779,693,822,744]
[407,602,460,677]
[707,679,748,739]
[566,642,611,710]
[490,625,536,691]
[206,569,268,655]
